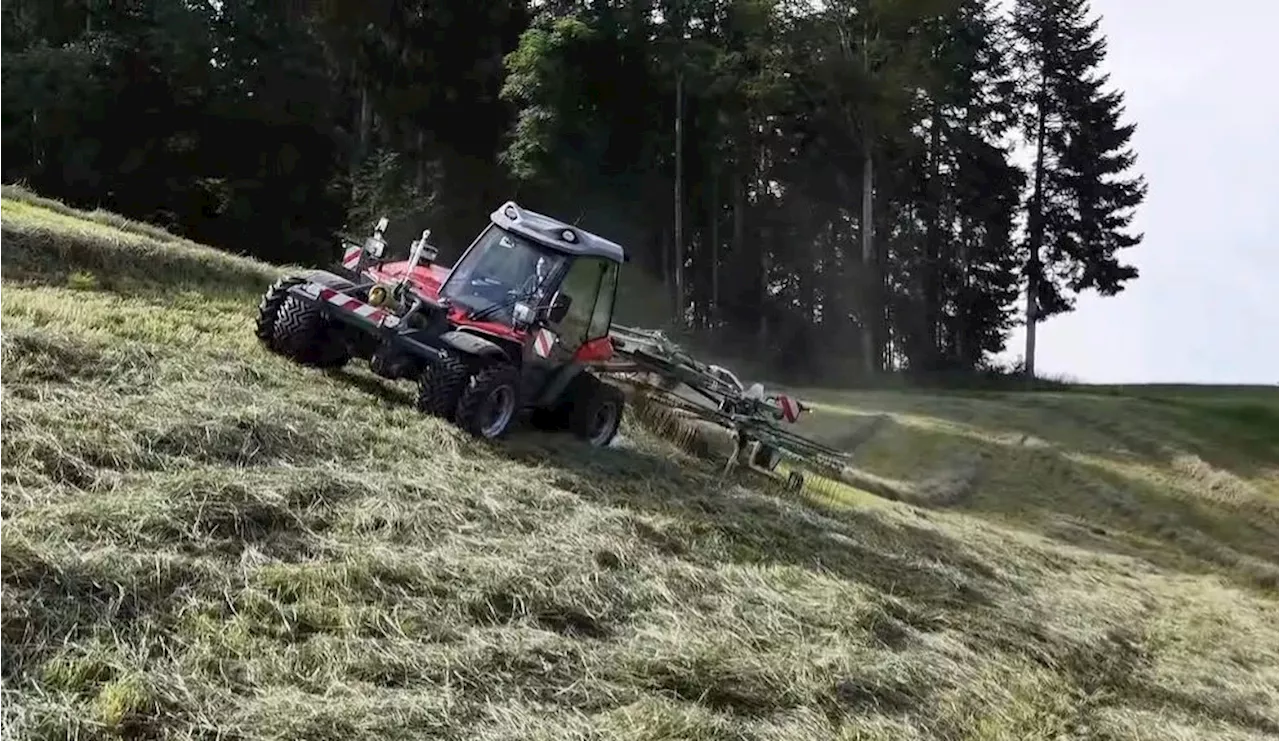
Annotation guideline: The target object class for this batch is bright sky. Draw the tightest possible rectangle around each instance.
[994,0,1279,385]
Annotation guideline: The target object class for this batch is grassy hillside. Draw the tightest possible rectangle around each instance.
[784,385,1277,588]
[1,188,1276,741]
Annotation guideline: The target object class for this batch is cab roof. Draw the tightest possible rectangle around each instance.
[489,201,627,264]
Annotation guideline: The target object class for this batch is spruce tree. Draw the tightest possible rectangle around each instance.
[1012,0,1147,377]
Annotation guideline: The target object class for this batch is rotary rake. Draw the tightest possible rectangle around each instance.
[600,325,851,491]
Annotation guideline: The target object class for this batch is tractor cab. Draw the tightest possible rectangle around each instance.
[441,202,625,366]
[438,223,570,326]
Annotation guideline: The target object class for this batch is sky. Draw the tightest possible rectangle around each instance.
[992,0,1279,385]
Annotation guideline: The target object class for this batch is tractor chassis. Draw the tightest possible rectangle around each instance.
[264,276,625,447]
[283,279,456,372]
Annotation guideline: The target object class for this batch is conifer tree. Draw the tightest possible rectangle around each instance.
[1012,0,1147,377]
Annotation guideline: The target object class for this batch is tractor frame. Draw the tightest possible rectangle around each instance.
[255,201,629,446]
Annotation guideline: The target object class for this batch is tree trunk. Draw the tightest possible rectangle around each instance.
[415,129,427,192]
[954,105,974,369]
[1024,81,1048,379]
[732,146,746,327]
[757,136,769,343]
[955,217,970,367]
[673,67,686,326]
[860,146,878,376]
[758,233,770,343]
[923,99,943,371]
[356,81,372,170]
[875,185,891,371]
[660,226,671,307]
[802,226,818,323]
[30,109,40,169]
[709,158,720,325]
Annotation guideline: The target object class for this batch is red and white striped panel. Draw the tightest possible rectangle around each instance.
[342,244,363,271]
[533,328,558,358]
[315,286,398,328]
[776,394,801,424]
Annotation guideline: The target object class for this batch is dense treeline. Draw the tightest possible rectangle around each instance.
[2,0,1144,381]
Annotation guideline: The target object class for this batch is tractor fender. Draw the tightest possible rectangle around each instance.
[297,270,357,292]
[440,330,510,361]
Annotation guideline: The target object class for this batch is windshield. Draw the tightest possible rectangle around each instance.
[440,225,568,322]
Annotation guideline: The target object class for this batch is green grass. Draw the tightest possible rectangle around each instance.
[2,190,1277,741]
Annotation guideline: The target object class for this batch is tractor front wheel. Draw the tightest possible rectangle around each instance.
[273,295,350,368]
[568,376,625,448]
[417,352,468,418]
[255,276,305,353]
[455,363,521,440]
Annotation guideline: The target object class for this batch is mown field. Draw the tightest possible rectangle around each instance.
[1,186,1276,740]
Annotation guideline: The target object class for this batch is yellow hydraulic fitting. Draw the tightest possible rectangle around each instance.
[368,283,391,307]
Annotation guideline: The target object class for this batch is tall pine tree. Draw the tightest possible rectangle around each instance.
[1012,0,1146,377]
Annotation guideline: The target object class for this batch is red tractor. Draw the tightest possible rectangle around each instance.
[255,201,627,446]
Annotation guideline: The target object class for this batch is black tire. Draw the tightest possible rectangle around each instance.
[416,352,469,418]
[255,276,305,353]
[568,376,625,448]
[273,295,350,368]
[455,363,522,440]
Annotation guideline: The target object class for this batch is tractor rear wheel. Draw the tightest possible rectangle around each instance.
[568,376,625,448]
[455,363,521,440]
[273,295,350,368]
[417,352,468,418]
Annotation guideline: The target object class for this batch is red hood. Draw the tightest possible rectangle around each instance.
[369,260,450,301]
[366,260,525,342]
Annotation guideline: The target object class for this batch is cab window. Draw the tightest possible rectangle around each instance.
[588,261,618,340]
[553,257,607,347]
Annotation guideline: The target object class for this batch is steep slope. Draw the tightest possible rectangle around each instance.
[1,188,1276,741]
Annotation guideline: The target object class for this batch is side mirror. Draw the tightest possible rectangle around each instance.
[546,293,572,324]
